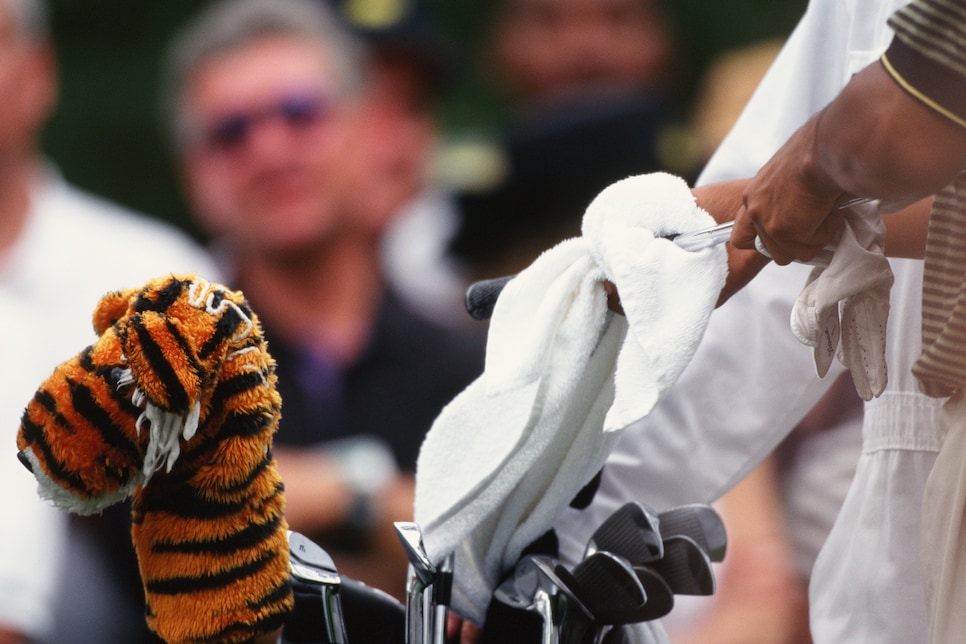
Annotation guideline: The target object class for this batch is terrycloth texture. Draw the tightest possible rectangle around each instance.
[790,204,894,400]
[413,173,727,623]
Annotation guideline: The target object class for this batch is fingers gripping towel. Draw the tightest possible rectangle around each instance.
[413,173,727,623]
[790,203,894,400]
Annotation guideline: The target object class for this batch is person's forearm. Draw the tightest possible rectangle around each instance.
[692,179,746,223]
[273,448,356,532]
[883,197,932,259]
[811,61,966,210]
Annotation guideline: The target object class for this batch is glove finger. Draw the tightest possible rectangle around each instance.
[839,294,888,400]
[790,266,830,346]
[813,304,840,378]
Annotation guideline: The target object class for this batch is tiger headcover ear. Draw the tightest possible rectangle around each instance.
[92,287,138,336]
[16,273,293,643]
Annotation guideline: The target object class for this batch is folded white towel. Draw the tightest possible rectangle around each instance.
[790,203,893,400]
[413,173,727,623]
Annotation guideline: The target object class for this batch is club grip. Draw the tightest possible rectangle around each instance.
[464,274,515,320]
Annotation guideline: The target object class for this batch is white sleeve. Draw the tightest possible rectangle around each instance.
[556,0,902,560]
[698,0,858,185]
[557,262,846,561]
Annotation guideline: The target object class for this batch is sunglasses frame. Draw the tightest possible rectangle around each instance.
[198,90,334,152]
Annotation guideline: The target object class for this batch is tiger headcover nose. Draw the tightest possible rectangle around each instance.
[17,449,32,473]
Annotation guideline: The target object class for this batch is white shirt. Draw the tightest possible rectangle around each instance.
[555,1,936,641]
[0,167,220,639]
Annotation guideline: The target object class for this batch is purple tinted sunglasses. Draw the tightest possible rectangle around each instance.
[203,92,331,151]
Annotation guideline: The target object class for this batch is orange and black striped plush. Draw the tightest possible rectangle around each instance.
[16,274,293,643]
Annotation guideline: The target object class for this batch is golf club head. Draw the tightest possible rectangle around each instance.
[644,535,715,596]
[465,274,515,320]
[492,565,556,643]
[289,530,340,576]
[559,563,673,627]
[394,522,438,644]
[286,530,349,644]
[394,521,437,585]
[585,502,663,564]
[600,625,633,644]
[491,555,595,644]
[658,504,727,562]
[627,566,675,622]
[568,551,647,626]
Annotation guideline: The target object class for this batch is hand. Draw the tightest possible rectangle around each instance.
[603,179,775,312]
[730,115,847,265]
[604,280,624,314]
[0,627,28,644]
[717,241,772,307]
[733,58,966,263]
[253,627,283,644]
[446,613,481,644]
[690,180,773,306]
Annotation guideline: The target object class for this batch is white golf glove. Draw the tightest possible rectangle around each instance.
[790,203,893,400]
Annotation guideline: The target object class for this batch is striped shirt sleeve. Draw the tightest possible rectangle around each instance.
[885,0,966,395]
[883,0,966,128]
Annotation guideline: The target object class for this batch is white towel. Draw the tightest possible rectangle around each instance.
[790,203,893,400]
[413,173,728,623]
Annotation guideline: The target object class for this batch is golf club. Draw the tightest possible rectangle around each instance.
[394,522,438,644]
[658,504,727,562]
[287,530,349,643]
[643,534,715,596]
[584,502,663,564]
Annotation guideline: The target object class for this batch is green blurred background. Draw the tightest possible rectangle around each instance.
[42,0,807,240]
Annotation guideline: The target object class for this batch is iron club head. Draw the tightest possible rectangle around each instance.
[627,566,675,622]
[658,504,727,562]
[286,530,348,643]
[394,521,437,585]
[567,551,647,626]
[642,534,715,596]
[585,502,664,565]
[492,554,595,644]
[394,522,439,644]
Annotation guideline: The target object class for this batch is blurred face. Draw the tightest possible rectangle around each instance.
[179,35,361,256]
[0,1,55,165]
[491,0,672,103]
[343,54,435,229]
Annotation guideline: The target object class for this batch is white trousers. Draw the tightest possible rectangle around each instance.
[921,391,966,644]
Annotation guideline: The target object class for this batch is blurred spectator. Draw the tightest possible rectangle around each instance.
[0,0,219,642]
[380,0,682,322]
[445,0,685,283]
[327,0,458,234]
[448,93,677,281]
[329,0,480,329]
[486,0,674,107]
[163,0,484,599]
[687,38,785,170]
